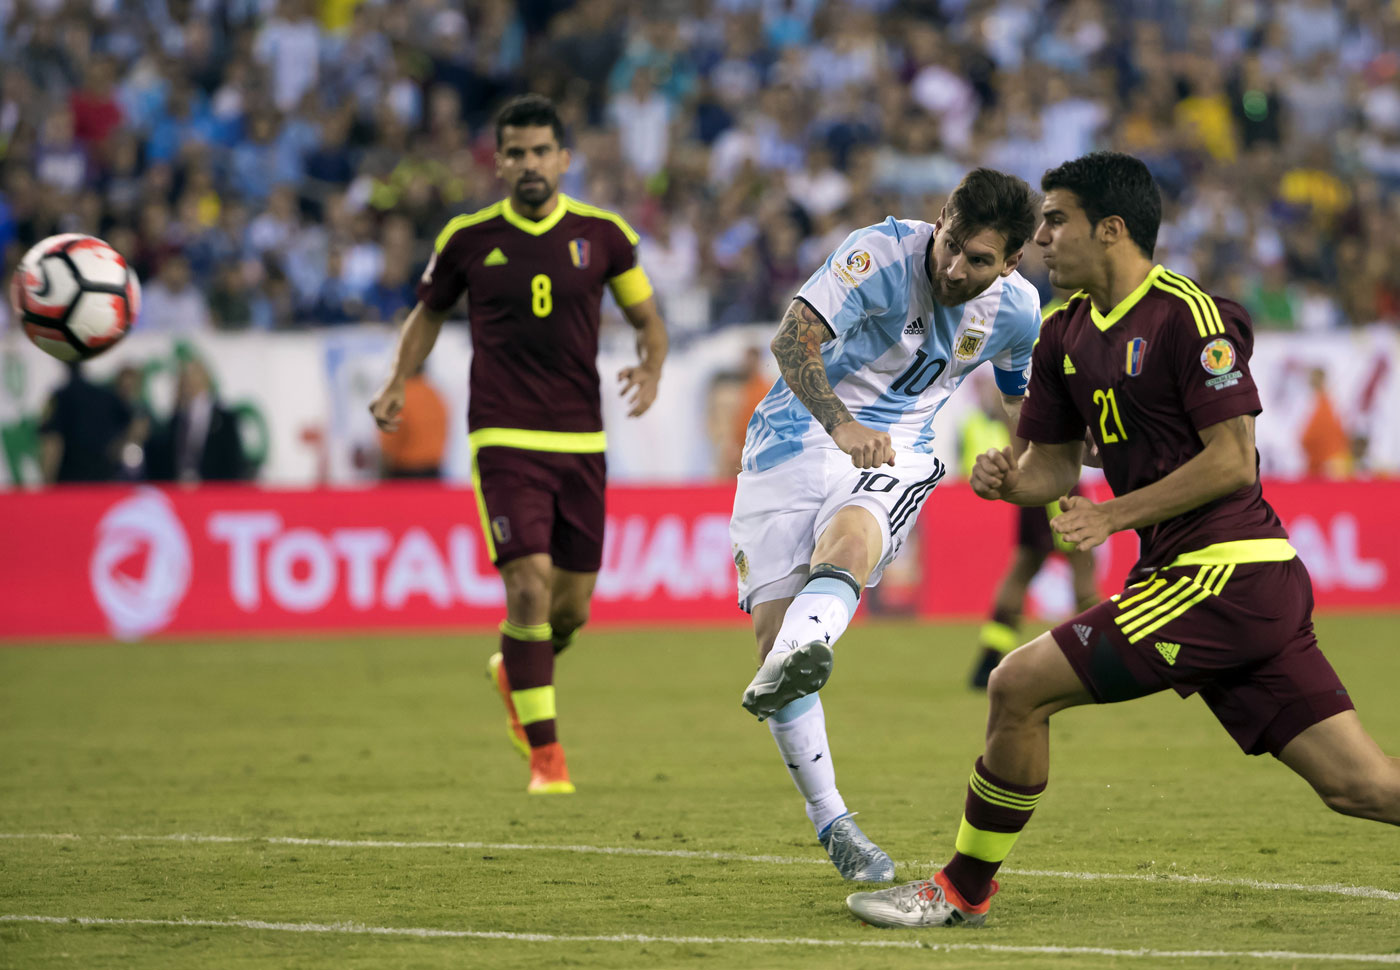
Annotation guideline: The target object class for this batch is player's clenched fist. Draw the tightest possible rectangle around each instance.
[369,379,405,432]
[831,420,895,469]
[970,446,1018,500]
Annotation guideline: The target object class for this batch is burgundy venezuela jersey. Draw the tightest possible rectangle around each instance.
[1018,265,1287,575]
[417,194,651,434]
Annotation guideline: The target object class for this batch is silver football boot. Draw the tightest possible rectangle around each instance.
[741,640,834,720]
[818,813,895,882]
[846,873,995,928]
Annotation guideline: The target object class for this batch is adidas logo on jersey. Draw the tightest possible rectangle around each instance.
[1155,641,1181,665]
[903,317,926,335]
[1073,623,1093,645]
[1063,354,1076,374]
[484,247,509,266]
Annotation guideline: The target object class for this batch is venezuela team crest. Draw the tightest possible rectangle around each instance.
[569,238,590,269]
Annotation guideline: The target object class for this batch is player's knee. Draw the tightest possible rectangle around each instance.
[550,602,590,639]
[503,570,551,620]
[985,653,1039,720]
[1317,774,1399,822]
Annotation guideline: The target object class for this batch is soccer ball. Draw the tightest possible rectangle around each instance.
[9,233,141,361]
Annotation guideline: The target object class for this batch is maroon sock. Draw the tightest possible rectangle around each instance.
[942,756,1046,906]
[501,629,555,748]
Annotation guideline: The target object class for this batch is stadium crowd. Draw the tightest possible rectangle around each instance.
[1,0,1398,340]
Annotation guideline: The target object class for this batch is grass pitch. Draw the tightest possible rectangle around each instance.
[2,615,1399,969]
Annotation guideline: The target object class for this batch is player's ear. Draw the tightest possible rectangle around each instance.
[559,147,572,173]
[1097,215,1127,247]
[1000,248,1023,277]
[493,150,504,179]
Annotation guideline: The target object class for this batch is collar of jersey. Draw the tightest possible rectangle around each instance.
[1090,264,1165,331]
[502,194,569,235]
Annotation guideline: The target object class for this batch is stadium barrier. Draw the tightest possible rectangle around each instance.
[1,479,1394,642]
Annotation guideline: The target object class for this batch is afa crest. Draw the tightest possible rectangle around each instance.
[733,547,750,582]
[568,238,590,269]
[955,327,987,361]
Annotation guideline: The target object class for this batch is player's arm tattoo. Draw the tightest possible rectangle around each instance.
[771,300,851,433]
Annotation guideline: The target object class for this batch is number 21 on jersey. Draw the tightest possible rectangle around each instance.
[1092,387,1128,443]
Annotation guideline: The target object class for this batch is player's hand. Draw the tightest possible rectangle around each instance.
[369,379,405,432]
[831,421,895,469]
[970,446,1017,500]
[617,363,661,417]
[1050,494,1113,551]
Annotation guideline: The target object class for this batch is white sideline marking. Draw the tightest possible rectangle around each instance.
[2,913,1398,963]
[3,831,1398,902]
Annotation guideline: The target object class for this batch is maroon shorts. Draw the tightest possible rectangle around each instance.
[1052,555,1353,756]
[1017,484,1082,556]
[473,446,607,572]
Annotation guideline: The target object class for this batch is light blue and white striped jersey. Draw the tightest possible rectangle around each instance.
[741,217,1041,473]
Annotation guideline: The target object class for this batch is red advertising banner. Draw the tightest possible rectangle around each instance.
[0,480,1395,642]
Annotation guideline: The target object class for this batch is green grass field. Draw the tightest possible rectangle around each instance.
[2,615,1399,969]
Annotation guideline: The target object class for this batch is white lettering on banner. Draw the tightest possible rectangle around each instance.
[89,489,192,640]
[383,528,454,609]
[1288,513,1386,591]
[207,515,503,612]
[266,529,338,613]
[208,512,282,609]
[447,527,505,605]
[331,529,393,610]
[596,513,734,600]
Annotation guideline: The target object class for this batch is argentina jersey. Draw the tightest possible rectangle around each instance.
[740,217,1042,473]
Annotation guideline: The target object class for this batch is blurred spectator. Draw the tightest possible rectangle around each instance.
[38,361,133,484]
[378,365,448,479]
[146,358,248,482]
[1300,367,1353,479]
[139,253,213,335]
[112,363,152,480]
[1,0,1397,338]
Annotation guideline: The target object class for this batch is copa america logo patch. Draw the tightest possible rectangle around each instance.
[1200,338,1235,375]
[845,250,872,275]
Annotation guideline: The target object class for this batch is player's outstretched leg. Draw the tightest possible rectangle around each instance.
[742,564,860,719]
[768,694,894,881]
[851,633,1092,927]
[1277,710,1400,825]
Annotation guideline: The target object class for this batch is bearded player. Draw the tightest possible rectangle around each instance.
[370,95,668,795]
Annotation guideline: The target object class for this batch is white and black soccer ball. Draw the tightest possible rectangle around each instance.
[9,233,141,361]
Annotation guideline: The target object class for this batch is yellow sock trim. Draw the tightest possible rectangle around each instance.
[978,621,1019,653]
[512,685,556,725]
[969,772,1042,811]
[954,816,1022,863]
[500,620,553,642]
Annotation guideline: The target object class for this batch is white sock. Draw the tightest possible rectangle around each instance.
[768,585,856,659]
[767,696,847,835]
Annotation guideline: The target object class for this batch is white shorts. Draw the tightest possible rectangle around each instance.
[729,446,946,612]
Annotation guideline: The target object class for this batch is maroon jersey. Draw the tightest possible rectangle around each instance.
[416,194,652,436]
[1018,265,1287,575]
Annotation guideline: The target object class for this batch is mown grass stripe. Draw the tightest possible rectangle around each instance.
[3,832,1397,901]
[3,914,1398,962]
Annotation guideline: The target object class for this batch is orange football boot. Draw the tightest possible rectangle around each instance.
[527,741,575,795]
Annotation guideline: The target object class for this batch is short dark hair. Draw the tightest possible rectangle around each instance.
[944,168,1038,257]
[1041,152,1161,258]
[494,94,566,147]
